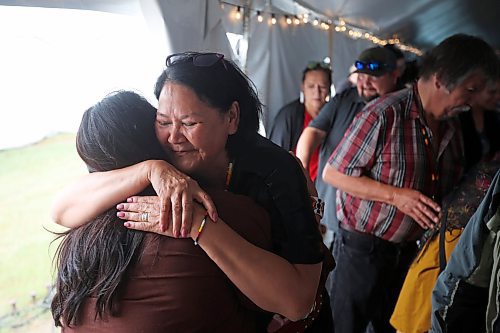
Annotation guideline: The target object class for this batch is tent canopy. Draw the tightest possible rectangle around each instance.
[3,0,498,129]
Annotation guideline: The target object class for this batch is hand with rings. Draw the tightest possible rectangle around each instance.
[116,196,177,237]
[140,212,149,222]
[117,195,156,224]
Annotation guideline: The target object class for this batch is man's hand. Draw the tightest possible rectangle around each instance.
[391,187,441,229]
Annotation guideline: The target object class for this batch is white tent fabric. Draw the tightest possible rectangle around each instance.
[152,0,371,130]
[245,12,331,128]
[2,0,497,132]
[155,0,234,58]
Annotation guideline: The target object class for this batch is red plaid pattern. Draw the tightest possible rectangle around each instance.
[328,85,463,242]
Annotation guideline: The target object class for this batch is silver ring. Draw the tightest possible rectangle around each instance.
[140,212,149,222]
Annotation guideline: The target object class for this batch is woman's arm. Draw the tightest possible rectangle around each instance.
[120,202,322,321]
[51,160,217,235]
[295,127,326,170]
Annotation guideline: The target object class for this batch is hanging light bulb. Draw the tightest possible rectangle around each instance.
[285,15,292,25]
[293,16,300,25]
[257,11,263,22]
[313,18,319,26]
[271,13,277,25]
[235,6,242,20]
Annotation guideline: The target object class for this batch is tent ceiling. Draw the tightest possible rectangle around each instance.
[302,0,499,51]
[2,0,498,51]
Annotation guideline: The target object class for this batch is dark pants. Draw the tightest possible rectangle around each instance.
[331,227,417,333]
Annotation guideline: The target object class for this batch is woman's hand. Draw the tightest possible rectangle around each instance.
[145,160,217,237]
[117,196,208,239]
[116,196,175,236]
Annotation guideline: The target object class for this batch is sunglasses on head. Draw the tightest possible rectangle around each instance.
[166,52,226,69]
[354,60,388,72]
[307,61,331,70]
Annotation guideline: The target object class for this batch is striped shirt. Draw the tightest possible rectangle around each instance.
[328,85,464,243]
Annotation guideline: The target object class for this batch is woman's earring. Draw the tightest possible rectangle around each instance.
[299,91,304,104]
[325,94,330,102]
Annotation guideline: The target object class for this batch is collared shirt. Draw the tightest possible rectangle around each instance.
[328,84,464,242]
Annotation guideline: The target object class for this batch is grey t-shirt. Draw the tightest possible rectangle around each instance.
[308,87,366,230]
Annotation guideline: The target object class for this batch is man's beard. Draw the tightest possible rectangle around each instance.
[362,93,379,102]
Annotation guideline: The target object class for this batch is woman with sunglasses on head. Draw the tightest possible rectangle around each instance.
[52,52,334,332]
[267,61,332,181]
[51,90,273,332]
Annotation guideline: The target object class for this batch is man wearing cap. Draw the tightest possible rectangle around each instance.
[296,46,399,252]
[322,34,498,333]
[268,61,332,181]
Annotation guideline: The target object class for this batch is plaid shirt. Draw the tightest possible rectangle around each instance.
[328,85,464,242]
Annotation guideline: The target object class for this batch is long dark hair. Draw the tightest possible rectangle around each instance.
[51,91,165,327]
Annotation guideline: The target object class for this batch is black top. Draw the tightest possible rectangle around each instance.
[267,99,305,151]
[230,133,334,332]
[308,87,366,229]
[460,110,500,171]
[230,133,325,264]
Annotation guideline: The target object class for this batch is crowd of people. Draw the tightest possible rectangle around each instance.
[49,33,500,333]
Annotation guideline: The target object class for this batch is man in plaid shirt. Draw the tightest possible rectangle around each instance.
[322,34,499,333]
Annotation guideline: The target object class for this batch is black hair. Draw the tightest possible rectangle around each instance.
[419,34,499,90]
[154,54,263,156]
[301,64,333,88]
[51,91,164,327]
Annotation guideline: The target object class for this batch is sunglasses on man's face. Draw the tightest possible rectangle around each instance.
[166,52,226,69]
[354,60,387,72]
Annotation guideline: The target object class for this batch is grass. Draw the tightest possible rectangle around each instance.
[0,133,86,322]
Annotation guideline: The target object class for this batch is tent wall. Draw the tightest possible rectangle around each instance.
[152,0,370,132]
[0,0,419,133]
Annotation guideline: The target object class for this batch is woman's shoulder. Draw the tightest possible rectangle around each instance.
[240,134,304,176]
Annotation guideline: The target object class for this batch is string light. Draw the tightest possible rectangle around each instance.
[235,6,241,20]
[219,1,422,55]
[303,13,309,24]
[257,10,263,22]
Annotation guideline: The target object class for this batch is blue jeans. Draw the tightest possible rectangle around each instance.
[331,227,417,333]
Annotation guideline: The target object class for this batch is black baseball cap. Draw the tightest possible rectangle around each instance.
[353,47,397,77]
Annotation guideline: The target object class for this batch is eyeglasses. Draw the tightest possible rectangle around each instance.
[354,60,388,72]
[307,61,331,70]
[166,52,226,69]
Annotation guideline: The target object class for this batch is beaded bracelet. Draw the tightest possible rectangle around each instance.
[193,213,209,246]
[310,196,325,219]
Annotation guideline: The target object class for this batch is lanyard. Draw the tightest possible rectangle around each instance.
[419,123,440,203]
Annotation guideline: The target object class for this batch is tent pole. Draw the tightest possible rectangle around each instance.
[241,0,252,73]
